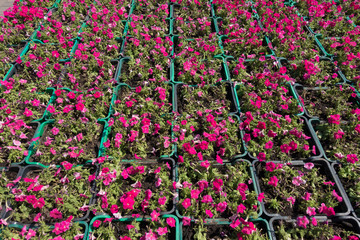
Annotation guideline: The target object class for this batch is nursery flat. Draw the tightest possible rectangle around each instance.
[0,0,360,239]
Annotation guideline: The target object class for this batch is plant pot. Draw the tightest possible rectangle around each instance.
[94,158,176,217]
[180,218,273,240]
[307,118,360,163]
[253,159,352,218]
[174,81,239,115]
[247,116,323,162]
[171,56,230,85]
[4,164,98,223]
[88,214,180,240]
[331,162,360,219]
[174,113,247,161]
[0,121,41,167]
[0,165,23,219]
[0,221,88,239]
[175,159,262,220]
[25,118,105,167]
[269,216,360,240]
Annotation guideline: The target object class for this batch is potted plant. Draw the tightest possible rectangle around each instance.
[94,158,175,217]
[5,164,96,223]
[176,160,261,220]
[89,215,179,240]
[254,160,350,217]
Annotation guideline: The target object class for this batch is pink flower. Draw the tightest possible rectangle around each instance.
[330,236,342,240]
[280,144,291,154]
[334,130,344,139]
[182,198,191,209]
[306,207,316,216]
[287,196,295,205]
[318,203,335,216]
[237,204,246,214]
[52,127,59,135]
[191,189,200,199]
[257,152,266,161]
[76,102,85,111]
[93,220,101,228]
[347,154,359,164]
[166,217,176,228]
[183,217,191,226]
[332,190,343,202]
[311,217,317,226]
[151,210,160,222]
[258,193,265,202]
[201,195,213,203]
[212,178,223,191]
[158,197,167,206]
[50,208,63,219]
[265,141,273,149]
[157,227,168,236]
[304,163,314,170]
[216,155,223,164]
[328,114,341,125]
[52,51,60,58]
[297,216,309,228]
[54,63,61,70]
[110,205,118,214]
[61,161,73,170]
[205,209,213,218]
[122,197,135,210]
[302,192,311,201]
[268,176,278,187]
[216,201,227,213]
[265,162,276,172]
[24,108,33,117]
[292,176,306,186]
[200,160,210,169]
[230,219,241,229]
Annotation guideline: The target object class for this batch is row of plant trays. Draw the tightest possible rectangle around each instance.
[0,159,358,219]
[2,215,360,239]
[1,159,360,238]
[1,75,358,166]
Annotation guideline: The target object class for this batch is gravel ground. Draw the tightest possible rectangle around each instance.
[0,0,13,16]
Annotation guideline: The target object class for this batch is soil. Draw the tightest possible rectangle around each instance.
[256,162,347,217]
[4,168,19,180]
[176,83,236,114]
[120,63,148,87]
[96,220,176,239]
